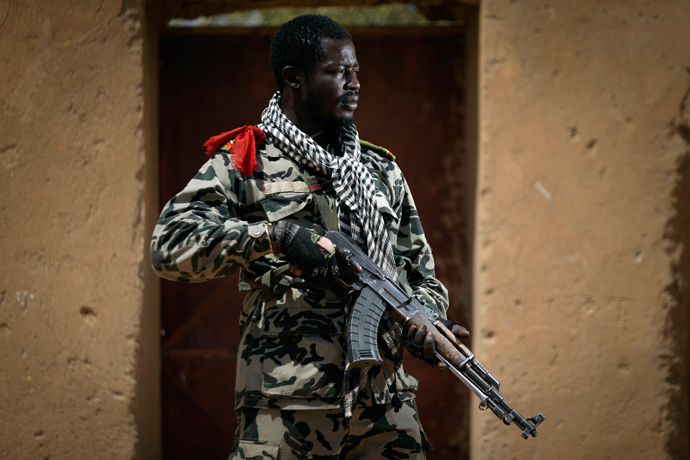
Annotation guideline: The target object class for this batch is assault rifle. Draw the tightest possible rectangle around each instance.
[326,231,546,439]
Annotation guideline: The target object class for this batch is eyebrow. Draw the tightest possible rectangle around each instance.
[333,61,359,67]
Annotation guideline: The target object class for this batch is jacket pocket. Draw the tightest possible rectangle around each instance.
[260,184,312,222]
[261,306,345,399]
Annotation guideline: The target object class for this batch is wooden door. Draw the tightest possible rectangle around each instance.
[159,27,471,460]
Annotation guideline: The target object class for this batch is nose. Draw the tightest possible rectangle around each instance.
[346,71,360,91]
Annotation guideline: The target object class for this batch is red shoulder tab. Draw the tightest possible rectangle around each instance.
[202,126,266,176]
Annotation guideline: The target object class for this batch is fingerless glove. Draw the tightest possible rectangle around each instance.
[268,221,340,281]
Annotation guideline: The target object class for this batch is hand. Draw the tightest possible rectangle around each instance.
[268,221,346,282]
[406,319,470,369]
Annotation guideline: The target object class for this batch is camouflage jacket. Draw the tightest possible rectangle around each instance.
[151,135,450,411]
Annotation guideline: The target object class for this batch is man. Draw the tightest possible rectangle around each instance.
[151,15,468,459]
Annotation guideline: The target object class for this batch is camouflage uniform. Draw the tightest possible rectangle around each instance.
[151,135,449,459]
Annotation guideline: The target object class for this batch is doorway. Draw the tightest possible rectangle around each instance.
[158,24,474,460]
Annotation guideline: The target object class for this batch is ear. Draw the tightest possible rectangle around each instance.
[282,66,302,89]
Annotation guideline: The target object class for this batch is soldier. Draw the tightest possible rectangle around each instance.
[151,14,469,459]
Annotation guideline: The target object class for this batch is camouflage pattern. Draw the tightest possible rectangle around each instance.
[229,396,431,459]
[151,135,450,413]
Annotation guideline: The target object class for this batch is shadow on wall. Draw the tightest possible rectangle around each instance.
[664,67,690,459]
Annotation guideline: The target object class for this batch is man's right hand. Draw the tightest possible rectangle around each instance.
[268,221,344,281]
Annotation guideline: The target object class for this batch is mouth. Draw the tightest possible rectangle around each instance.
[339,93,359,111]
[342,100,358,111]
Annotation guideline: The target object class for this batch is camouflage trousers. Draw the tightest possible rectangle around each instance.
[229,398,431,459]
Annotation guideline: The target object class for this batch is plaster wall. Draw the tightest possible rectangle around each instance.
[0,1,158,458]
[474,1,690,459]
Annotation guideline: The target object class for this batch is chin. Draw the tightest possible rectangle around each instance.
[340,117,355,128]
[319,114,355,131]
[331,117,355,130]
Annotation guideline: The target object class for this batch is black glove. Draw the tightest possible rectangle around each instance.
[269,221,345,282]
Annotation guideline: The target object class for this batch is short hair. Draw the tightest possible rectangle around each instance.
[270,15,352,90]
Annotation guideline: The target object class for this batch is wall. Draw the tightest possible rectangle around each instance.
[2,0,688,459]
[0,0,159,458]
[474,1,690,459]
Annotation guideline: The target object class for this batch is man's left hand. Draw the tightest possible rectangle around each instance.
[406,319,470,369]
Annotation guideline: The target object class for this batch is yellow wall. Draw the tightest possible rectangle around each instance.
[0,0,159,458]
[474,1,690,458]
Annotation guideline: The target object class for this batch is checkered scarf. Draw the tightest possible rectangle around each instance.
[260,92,400,419]
[260,92,396,276]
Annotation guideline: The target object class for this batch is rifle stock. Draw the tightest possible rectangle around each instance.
[326,230,546,439]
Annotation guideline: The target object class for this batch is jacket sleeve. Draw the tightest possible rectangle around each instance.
[388,166,450,319]
[150,154,271,282]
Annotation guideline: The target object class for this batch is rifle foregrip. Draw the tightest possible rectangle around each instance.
[405,313,461,362]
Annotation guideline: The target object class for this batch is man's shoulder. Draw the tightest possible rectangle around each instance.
[360,140,401,179]
[360,139,396,162]
[214,130,288,167]
[258,137,286,159]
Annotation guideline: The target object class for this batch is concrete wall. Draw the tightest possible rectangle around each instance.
[473,1,690,459]
[0,0,159,458]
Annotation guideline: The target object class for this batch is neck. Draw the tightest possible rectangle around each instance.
[311,129,338,150]
[277,89,343,150]
[280,88,322,136]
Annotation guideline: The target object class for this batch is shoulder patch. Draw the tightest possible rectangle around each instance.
[360,139,396,162]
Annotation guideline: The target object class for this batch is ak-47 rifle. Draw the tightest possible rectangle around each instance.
[326,231,546,439]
